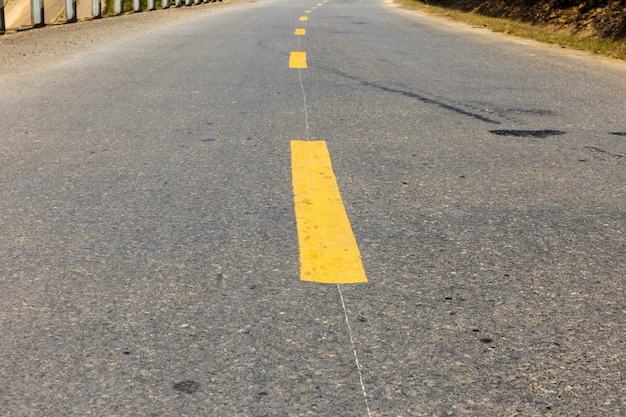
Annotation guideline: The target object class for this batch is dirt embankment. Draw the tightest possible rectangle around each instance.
[420,0,626,41]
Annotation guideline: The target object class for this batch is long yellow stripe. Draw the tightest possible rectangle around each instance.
[291,141,367,284]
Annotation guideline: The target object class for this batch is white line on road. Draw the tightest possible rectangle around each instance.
[338,285,372,417]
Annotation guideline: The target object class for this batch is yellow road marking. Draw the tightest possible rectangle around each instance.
[291,141,368,284]
[289,52,307,69]
[295,28,306,35]
[299,16,308,21]
[305,9,312,12]
[317,2,322,5]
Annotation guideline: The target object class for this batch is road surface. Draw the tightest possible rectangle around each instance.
[1,0,625,415]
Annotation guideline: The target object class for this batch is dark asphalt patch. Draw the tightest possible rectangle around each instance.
[173,380,200,394]
[489,129,566,138]
[610,132,626,136]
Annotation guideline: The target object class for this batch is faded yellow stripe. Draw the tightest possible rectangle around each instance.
[305,9,312,12]
[295,28,306,35]
[289,51,307,69]
[299,16,308,21]
[291,141,367,284]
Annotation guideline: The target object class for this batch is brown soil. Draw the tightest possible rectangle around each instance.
[4,0,72,29]
[420,0,626,41]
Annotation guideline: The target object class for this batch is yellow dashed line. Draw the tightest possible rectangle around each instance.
[291,141,368,284]
[289,0,367,284]
[289,51,307,68]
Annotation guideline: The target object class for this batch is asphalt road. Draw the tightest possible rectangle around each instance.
[1,0,625,415]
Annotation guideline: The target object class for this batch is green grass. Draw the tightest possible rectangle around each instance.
[395,0,626,60]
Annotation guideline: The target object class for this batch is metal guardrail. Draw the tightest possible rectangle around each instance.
[0,0,220,34]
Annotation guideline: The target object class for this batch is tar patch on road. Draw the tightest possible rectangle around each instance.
[489,129,566,138]
[173,380,200,394]
[610,132,626,136]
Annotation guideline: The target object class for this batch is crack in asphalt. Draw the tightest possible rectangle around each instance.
[358,79,502,124]
[318,66,502,124]
[583,145,624,158]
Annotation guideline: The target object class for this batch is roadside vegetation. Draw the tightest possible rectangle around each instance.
[396,0,626,60]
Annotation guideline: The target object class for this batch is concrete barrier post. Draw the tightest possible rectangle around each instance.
[175,0,182,6]
[0,0,5,34]
[133,0,141,11]
[31,0,44,26]
[185,0,191,6]
[65,0,77,21]
[162,0,169,9]
[148,0,155,9]
[92,0,101,17]
[114,0,122,13]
